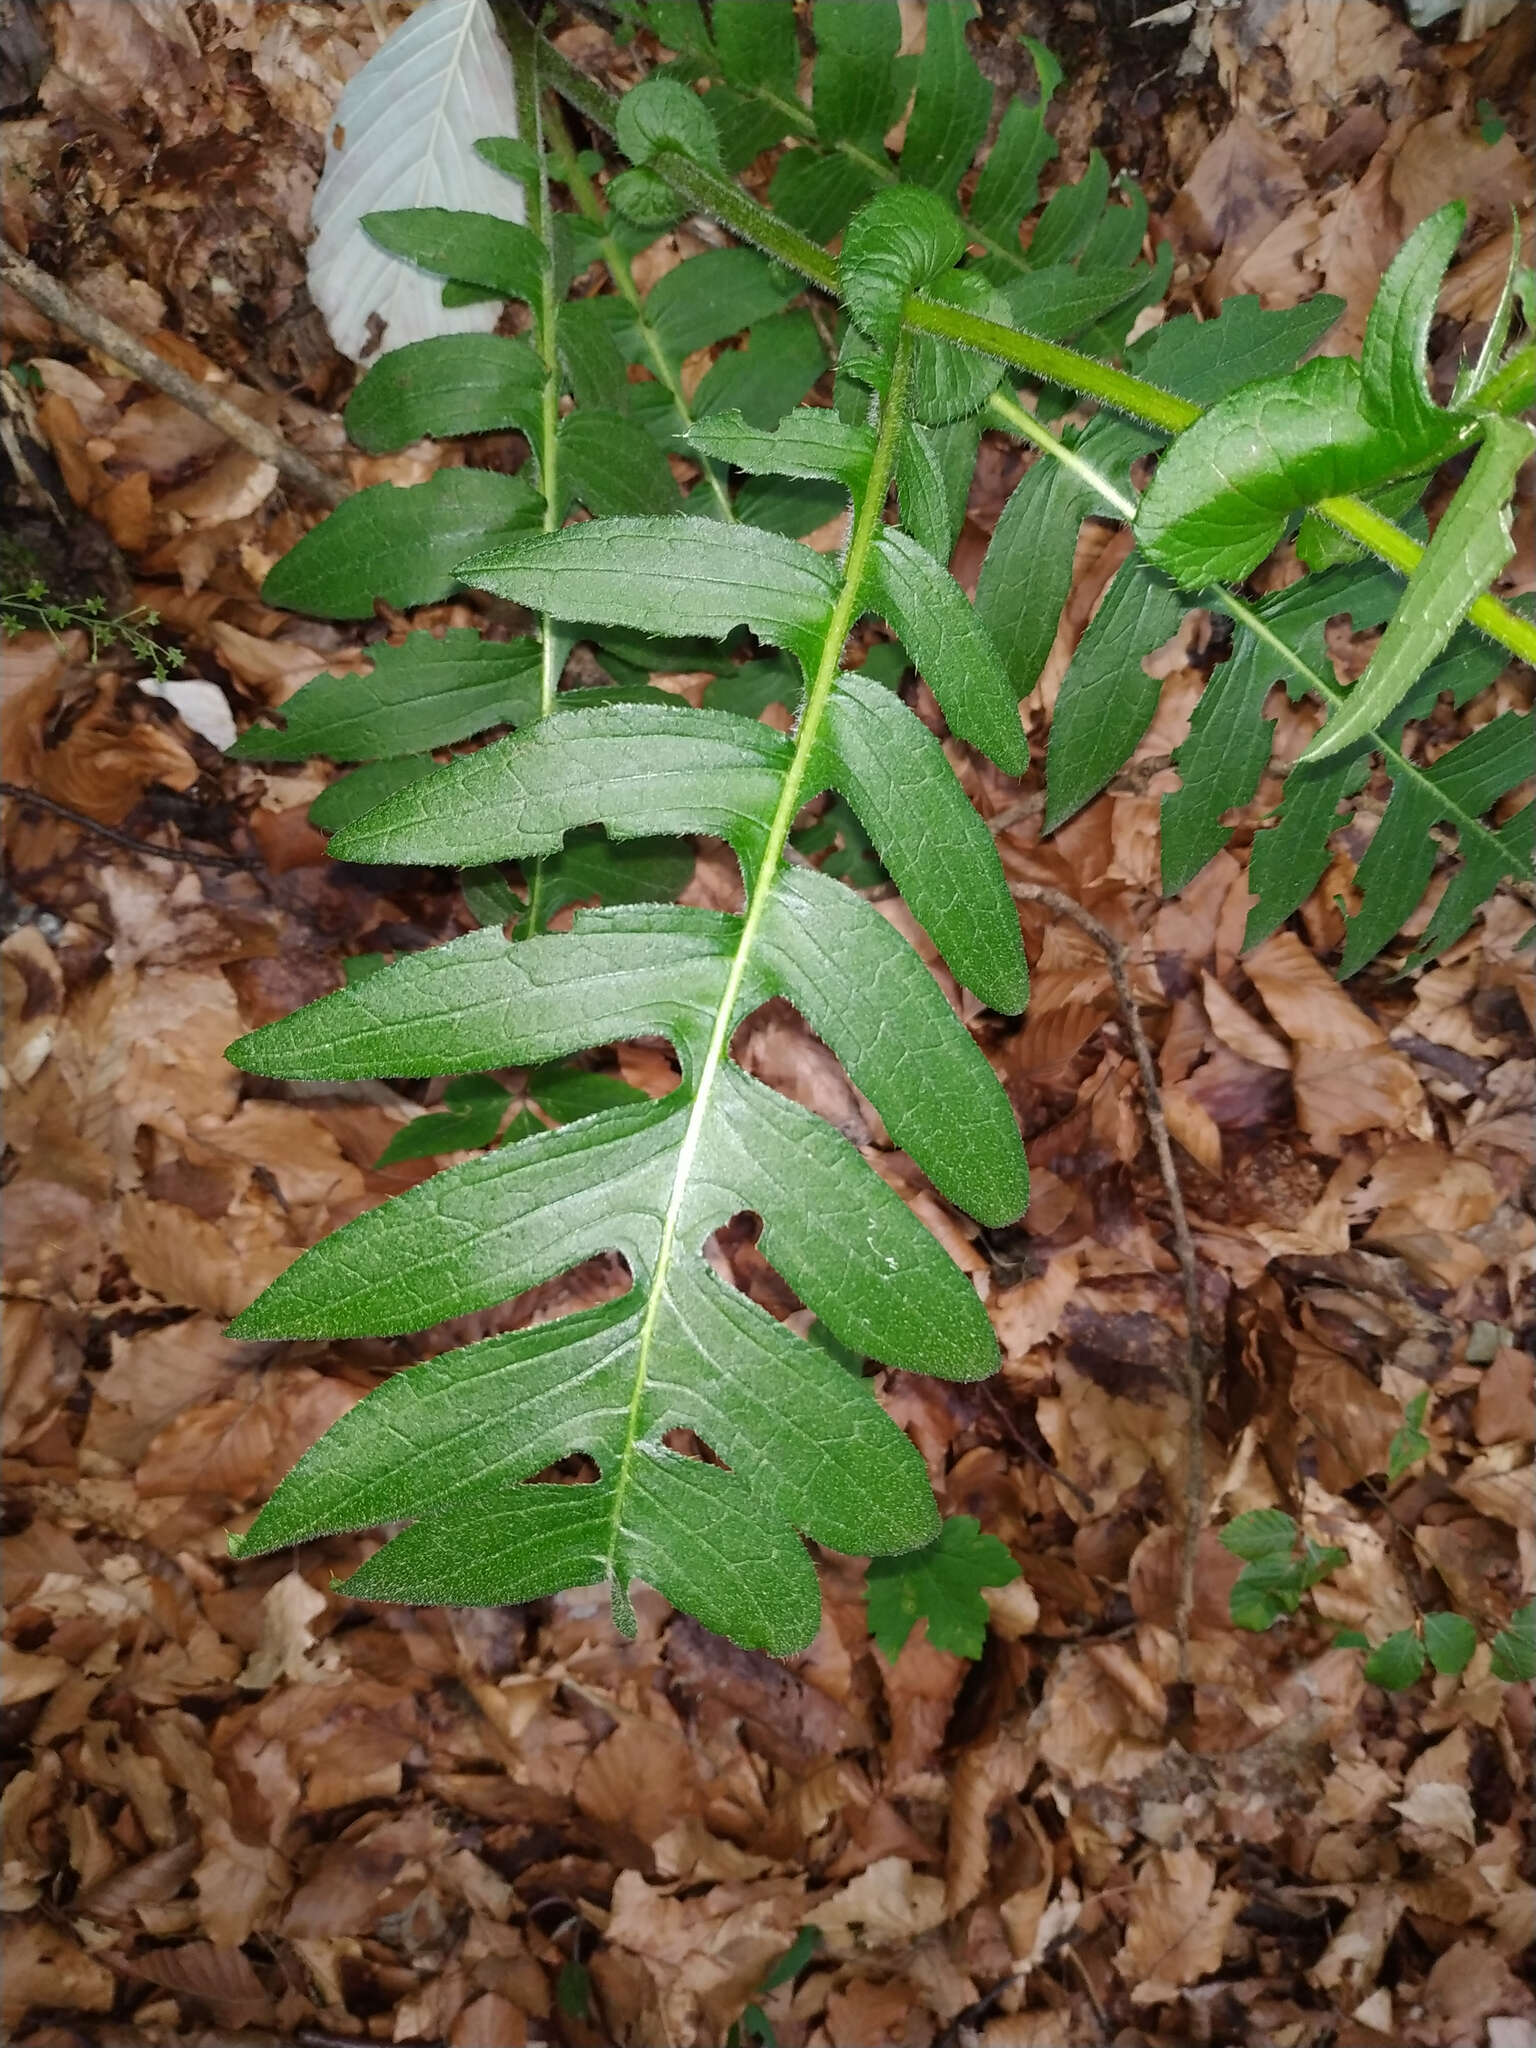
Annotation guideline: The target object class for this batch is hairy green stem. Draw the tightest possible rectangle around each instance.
[608,331,915,1589]
[531,32,1534,665]
[1476,341,1535,417]
[1316,492,1536,665]
[986,390,1527,875]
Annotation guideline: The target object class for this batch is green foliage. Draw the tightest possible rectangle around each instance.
[1387,1390,1432,1484]
[1219,1512,1346,1633]
[1225,1514,1521,1691]
[1364,1629,1427,1690]
[1491,1604,1536,1683]
[227,3,1532,1653]
[865,1514,1021,1661]
[725,1927,822,2048]
[1002,211,1533,974]
[1,582,184,680]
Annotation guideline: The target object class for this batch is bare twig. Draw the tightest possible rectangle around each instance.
[1,781,259,872]
[0,244,349,508]
[1010,881,1207,1681]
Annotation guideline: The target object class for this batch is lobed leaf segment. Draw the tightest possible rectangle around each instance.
[228,0,1533,1652]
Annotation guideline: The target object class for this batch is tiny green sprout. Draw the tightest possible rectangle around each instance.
[1220,1511,1345,1632]
[1387,1389,1432,1484]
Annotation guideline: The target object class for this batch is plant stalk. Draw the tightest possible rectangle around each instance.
[985,390,1530,882]
[543,99,736,522]
[530,31,1535,666]
[607,330,916,1580]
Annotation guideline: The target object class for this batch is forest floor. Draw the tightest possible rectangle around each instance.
[2,2,1533,2045]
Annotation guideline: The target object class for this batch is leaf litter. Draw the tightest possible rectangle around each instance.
[2,1,1533,2043]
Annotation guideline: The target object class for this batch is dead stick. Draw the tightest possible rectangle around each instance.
[0,244,349,508]
[1010,881,1207,1682]
[0,781,259,871]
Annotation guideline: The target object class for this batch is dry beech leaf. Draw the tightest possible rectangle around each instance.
[574,1718,700,1843]
[1310,1885,1405,2001]
[1202,972,1291,1069]
[1292,1044,1428,1153]
[1244,931,1384,1050]
[1164,1083,1224,1174]
[128,1940,273,2027]
[2,1922,115,2022]
[238,1570,342,1688]
[808,1854,948,1951]
[1115,1846,1242,2004]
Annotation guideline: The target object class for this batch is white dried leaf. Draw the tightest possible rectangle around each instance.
[307,0,522,363]
[137,678,237,752]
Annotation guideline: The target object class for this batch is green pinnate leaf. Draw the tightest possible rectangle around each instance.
[457,516,839,676]
[967,40,1060,250]
[687,409,874,492]
[865,1515,1021,1661]
[691,310,827,427]
[324,701,792,871]
[348,1446,825,1655]
[1044,558,1187,828]
[641,248,802,363]
[710,0,799,98]
[232,875,1025,1229]
[557,410,686,517]
[810,0,909,151]
[863,528,1028,772]
[1135,355,1471,588]
[1336,711,1534,977]
[813,671,1029,1012]
[1028,150,1111,268]
[1300,416,1532,764]
[900,0,990,201]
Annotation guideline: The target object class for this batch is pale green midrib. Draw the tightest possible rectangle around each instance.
[742,79,1050,286]
[523,59,563,941]
[986,389,1524,870]
[608,244,737,524]
[542,93,736,523]
[601,329,916,1587]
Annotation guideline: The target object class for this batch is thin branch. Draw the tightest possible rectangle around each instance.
[1009,881,1207,1681]
[0,244,349,508]
[1,781,259,871]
